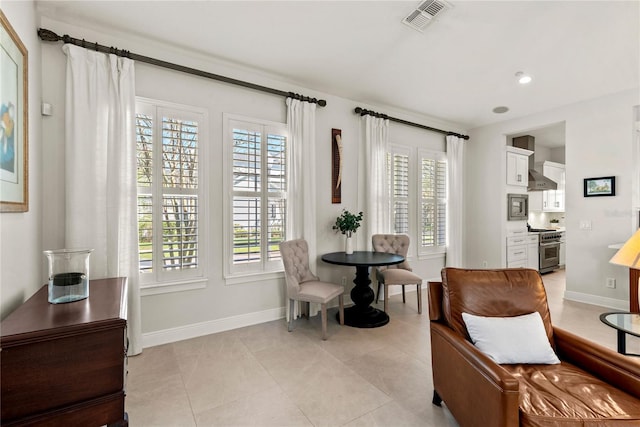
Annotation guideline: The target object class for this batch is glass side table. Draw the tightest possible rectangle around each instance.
[599,312,640,356]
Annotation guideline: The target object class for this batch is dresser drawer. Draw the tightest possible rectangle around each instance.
[1,278,128,426]
[1,327,125,422]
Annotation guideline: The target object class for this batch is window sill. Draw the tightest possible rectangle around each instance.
[141,278,208,296]
[225,270,284,286]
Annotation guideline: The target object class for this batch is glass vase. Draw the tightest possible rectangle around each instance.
[44,248,93,304]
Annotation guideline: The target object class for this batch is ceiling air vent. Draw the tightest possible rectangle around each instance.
[402,0,452,32]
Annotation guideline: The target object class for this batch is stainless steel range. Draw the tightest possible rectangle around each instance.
[538,230,563,273]
[528,226,564,273]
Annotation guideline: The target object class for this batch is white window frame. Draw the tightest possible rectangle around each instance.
[223,113,288,284]
[387,144,413,239]
[136,97,208,293]
[385,144,447,260]
[418,149,447,257]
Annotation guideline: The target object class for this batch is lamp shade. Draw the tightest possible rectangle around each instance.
[610,229,640,268]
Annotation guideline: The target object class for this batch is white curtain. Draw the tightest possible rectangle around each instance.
[362,115,390,242]
[63,44,142,355]
[446,134,466,267]
[286,98,317,319]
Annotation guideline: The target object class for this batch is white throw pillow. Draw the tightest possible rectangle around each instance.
[461,311,560,364]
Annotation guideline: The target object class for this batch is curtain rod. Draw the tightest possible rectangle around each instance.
[37,28,327,107]
[354,107,469,140]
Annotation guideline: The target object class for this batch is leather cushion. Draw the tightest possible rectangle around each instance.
[503,363,640,426]
[441,268,554,344]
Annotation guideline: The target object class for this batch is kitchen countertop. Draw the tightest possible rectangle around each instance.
[528,226,565,232]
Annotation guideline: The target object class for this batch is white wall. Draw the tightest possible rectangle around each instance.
[564,91,637,308]
[466,89,639,309]
[525,144,566,165]
[38,17,463,344]
[0,1,43,319]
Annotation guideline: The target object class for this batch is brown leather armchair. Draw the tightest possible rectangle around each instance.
[428,268,640,427]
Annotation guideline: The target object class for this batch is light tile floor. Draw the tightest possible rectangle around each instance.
[126,269,639,426]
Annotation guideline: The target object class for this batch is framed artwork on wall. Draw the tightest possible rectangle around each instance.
[0,10,28,212]
[584,176,615,197]
[331,128,342,204]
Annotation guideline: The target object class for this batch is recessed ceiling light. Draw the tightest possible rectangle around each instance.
[493,106,509,114]
[515,71,532,84]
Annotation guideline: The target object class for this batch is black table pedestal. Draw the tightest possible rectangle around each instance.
[322,251,403,329]
[338,265,389,328]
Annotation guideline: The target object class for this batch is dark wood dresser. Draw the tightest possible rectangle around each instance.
[1,277,128,426]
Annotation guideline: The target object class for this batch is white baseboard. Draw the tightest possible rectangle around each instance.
[142,306,285,348]
[563,291,628,311]
[142,278,440,348]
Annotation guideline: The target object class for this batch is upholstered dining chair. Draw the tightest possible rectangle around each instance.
[279,239,344,340]
[372,234,422,314]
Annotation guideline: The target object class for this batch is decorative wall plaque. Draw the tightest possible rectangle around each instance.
[331,128,342,204]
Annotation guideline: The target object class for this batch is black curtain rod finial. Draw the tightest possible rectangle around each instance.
[37,28,61,42]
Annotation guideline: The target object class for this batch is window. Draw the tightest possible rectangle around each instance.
[387,147,411,234]
[224,115,288,279]
[386,146,447,258]
[419,150,447,255]
[136,99,207,287]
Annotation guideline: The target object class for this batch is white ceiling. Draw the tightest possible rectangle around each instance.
[36,1,639,132]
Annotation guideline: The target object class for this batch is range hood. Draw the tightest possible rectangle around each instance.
[512,135,558,191]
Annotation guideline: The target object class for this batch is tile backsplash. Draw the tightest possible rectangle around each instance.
[529,211,564,229]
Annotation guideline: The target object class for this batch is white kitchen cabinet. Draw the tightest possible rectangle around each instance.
[507,234,539,269]
[542,161,565,212]
[528,191,543,212]
[506,147,531,187]
[527,235,539,270]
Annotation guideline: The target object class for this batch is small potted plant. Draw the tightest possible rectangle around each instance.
[333,209,363,254]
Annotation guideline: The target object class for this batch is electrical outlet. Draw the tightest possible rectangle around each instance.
[606,278,616,289]
[341,276,347,286]
[482,261,488,268]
